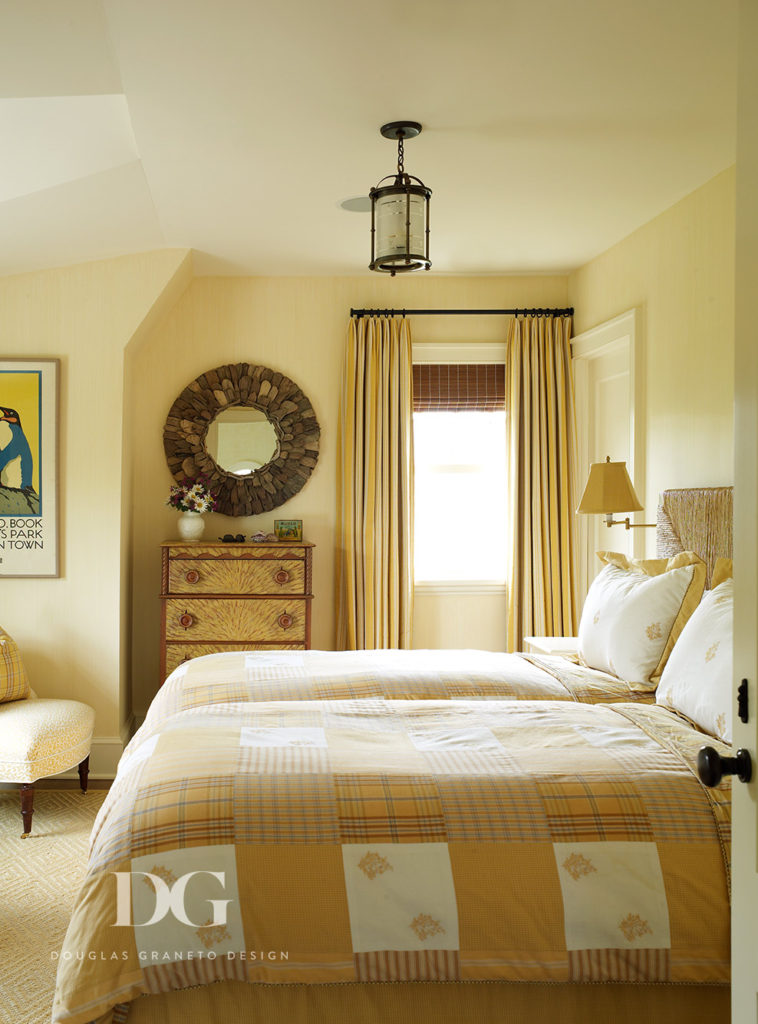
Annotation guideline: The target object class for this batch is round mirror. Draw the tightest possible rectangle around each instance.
[163,362,320,517]
[205,405,279,475]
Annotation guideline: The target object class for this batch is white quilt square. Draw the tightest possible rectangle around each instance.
[121,732,160,768]
[240,726,327,748]
[554,841,671,950]
[407,725,502,753]
[341,842,459,953]
[127,844,245,961]
[244,652,305,669]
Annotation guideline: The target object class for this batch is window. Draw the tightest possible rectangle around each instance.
[413,362,507,584]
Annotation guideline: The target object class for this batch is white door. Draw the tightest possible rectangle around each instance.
[572,309,642,605]
[731,1,758,1017]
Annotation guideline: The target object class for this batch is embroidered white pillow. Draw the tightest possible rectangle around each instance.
[578,551,706,686]
[656,579,733,743]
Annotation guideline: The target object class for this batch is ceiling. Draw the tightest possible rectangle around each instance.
[0,0,739,278]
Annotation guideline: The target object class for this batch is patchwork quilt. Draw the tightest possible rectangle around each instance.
[53,670,730,1024]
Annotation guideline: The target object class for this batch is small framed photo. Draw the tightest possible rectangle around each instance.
[274,519,303,542]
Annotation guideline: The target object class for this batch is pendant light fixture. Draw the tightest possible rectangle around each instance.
[369,121,431,276]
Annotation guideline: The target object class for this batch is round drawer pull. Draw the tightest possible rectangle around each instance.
[274,569,290,585]
[277,612,294,630]
[179,612,194,629]
[185,569,200,585]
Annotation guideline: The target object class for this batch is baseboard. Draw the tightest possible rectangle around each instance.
[57,733,127,781]
[120,711,136,749]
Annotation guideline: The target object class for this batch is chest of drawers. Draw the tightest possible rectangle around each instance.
[159,540,314,680]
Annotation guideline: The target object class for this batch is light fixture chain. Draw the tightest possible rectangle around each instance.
[397,134,405,175]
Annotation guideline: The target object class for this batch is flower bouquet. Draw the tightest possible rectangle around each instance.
[167,476,218,513]
[168,477,218,540]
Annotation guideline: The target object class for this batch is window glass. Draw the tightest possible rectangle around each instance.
[413,410,507,582]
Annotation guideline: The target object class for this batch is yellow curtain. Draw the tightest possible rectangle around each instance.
[336,316,414,649]
[505,314,578,650]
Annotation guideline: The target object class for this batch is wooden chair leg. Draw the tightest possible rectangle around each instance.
[20,783,34,838]
[78,755,90,794]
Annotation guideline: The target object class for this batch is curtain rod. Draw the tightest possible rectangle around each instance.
[350,306,574,319]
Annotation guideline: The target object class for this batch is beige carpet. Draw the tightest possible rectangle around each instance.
[0,788,107,1024]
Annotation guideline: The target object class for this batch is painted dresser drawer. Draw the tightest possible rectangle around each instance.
[169,557,305,595]
[164,597,307,643]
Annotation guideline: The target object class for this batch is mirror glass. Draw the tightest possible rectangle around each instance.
[205,406,279,476]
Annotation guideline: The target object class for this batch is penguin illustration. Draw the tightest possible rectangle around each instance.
[0,407,34,491]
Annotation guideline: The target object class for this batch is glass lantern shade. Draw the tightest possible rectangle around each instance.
[369,176,431,275]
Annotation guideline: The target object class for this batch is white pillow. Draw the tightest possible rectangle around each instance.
[578,551,706,686]
[656,579,733,742]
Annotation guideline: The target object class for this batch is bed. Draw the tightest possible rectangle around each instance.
[53,488,734,1024]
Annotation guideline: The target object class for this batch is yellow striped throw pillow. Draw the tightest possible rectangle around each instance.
[0,628,31,703]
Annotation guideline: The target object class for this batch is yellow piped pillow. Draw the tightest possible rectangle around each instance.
[711,557,733,588]
[578,551,707,686]
[0,628,31,703]
[657,578,733,742]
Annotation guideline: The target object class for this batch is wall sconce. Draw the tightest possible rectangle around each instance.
[577,456,655,530]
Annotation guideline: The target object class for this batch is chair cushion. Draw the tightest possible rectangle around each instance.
[0,628,31,704]
[0,698,95,783]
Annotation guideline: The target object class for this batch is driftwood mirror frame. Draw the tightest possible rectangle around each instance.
[163,362,320,517]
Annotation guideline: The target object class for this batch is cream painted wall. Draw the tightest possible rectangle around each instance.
[0,249,190,766]
[569,168,736,553]
[413,589,508,651]
[129,274,568,714]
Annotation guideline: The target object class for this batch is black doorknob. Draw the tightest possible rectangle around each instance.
[697,746,752,787]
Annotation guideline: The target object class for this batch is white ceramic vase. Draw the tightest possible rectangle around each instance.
[177,510,205,541]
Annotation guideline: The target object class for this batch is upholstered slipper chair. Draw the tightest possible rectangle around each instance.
[0,628,95,837]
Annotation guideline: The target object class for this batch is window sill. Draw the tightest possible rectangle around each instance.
[414,581,507,596]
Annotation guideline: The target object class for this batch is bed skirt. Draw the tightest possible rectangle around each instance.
[123,979,729,1024]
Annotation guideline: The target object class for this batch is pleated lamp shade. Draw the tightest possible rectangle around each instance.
[577,457,644,514]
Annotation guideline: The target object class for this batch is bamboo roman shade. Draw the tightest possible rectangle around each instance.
[412,364,505,412]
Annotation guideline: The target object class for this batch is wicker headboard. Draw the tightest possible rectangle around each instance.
[656,486,733,586]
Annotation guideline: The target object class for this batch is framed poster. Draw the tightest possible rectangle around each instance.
[0,359,59,577]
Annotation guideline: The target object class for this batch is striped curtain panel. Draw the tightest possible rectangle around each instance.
[505,314,578,650]
[336,316,414,649]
